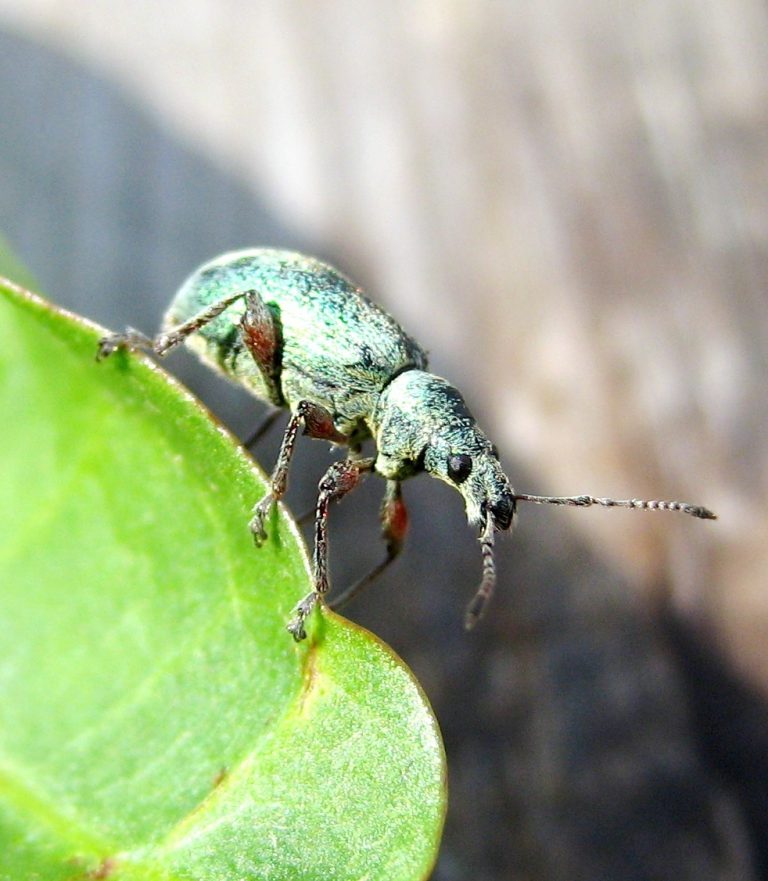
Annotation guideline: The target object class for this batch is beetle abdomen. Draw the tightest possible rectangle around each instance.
[166,249,428,431]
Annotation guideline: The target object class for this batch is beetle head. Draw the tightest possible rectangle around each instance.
[422,434,515,532]
[375,371,515,529]
[374,371,515,626]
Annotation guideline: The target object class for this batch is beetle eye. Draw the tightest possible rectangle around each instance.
[447,453,473,484]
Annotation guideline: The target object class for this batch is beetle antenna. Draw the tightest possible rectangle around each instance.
[464,516,497,630]
[513,493,716,520]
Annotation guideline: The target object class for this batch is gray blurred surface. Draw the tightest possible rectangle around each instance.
[1,7,766,879]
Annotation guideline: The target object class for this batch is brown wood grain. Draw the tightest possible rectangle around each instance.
[1,2,766,877]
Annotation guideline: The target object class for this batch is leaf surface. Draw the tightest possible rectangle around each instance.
[0,271,445,881]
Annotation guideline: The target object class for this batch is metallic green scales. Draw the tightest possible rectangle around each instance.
[166,249,428,441]
[98,248,715,640]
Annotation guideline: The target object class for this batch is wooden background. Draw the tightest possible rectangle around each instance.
[1,2,766,879]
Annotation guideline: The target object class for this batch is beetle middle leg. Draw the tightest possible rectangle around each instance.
[249,400,349,545]
[328,479,407,611]
[287,457,376,641]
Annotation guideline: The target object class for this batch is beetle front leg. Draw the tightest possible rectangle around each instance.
[249,400,349,545]
[287,457,375,641]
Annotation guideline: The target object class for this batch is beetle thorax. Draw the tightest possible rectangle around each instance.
[372,370,515,530]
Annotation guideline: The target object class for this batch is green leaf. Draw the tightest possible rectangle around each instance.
[0,275,446,881]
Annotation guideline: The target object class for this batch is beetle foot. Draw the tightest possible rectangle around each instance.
[95,328,153,361]
[286,592,319,642]
[249,495,274,546]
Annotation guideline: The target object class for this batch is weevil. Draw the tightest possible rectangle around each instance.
[97,249,716,640]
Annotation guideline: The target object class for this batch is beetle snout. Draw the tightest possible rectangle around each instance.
[489,495,516,531]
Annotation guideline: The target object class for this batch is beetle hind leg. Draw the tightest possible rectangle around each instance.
[96,327,155,360]
[96,290,248,361]
[238,290,284,407]
[328,480,407,611]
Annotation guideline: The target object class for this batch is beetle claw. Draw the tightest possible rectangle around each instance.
[286,593,318,641]
[249,496,274,546]
[95,328,155,361]
[286,616,306,641]
[95,332,130,361]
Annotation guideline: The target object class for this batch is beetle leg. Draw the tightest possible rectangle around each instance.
[329,480,407,611]
[96,291,247,360]
[238,290,284,406]
[287,457,376,641]
[249,400,349,544]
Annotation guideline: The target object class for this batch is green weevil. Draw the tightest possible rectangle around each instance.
[97,249,716,640]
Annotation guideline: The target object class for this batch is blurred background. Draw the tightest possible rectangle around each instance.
[1,2,766,879]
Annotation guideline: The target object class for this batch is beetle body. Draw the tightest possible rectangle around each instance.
[98,248,715,639]
[168,250,427,443]
[166,250,515,533]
